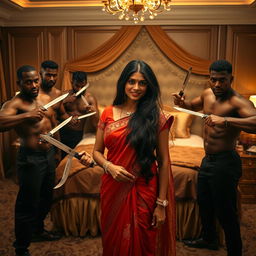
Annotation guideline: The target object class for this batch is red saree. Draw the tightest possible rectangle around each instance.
[99,106,176,256]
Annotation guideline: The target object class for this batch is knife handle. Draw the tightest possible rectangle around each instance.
[74,152,82,160]
[179,90,184,97]
[74,152,94,167]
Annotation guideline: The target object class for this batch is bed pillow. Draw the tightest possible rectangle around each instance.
[173,111,194,138]
[162,106,194,139]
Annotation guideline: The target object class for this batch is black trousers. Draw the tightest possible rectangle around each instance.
[59,127,83,158]
[198,150,242,256]
[13,146,55,254]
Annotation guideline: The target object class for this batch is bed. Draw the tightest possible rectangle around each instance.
[51,108,210,240]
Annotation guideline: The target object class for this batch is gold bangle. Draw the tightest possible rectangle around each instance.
[103,161,111,174]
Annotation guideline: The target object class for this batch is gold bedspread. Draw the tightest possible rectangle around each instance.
[51,144,205,239]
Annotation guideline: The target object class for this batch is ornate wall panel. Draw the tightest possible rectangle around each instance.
[67,26,121,61]
[6,28,44,95]
[162,25,219,61]
[226,25,256,98]
[46,27,67,89]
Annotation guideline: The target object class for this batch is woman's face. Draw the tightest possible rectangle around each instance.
[125,72,147,102]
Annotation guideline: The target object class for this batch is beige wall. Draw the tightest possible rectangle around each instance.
[2,25,256,99]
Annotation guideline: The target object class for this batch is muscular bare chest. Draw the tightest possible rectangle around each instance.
[64,97,87,115]
[204,95,238,117]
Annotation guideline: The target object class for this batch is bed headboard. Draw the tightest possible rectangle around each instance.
[87,29,208,137]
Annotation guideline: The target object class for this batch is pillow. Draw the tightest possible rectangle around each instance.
[173,111,194,138]
[162,105,194,139]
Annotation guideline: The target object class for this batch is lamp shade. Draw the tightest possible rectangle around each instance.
[249,95,256,107]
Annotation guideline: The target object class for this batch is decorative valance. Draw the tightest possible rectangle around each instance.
[62,25,211,90]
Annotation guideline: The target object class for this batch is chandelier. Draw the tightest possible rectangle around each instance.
[102,0,172,23]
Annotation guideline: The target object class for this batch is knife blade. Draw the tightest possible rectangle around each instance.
[81,95,89,106]
[77,111,96,120]
[179,67,192,97]
[75,83,90,97]
[42,92,69,110]
[40,135,95,189]
[173,106,208,119]
[48,116,73,136]
[40,134,80,158]
[54,155,73,189]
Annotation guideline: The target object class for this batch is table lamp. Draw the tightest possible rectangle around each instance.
[249,95,256,107]
[239,95,256,153]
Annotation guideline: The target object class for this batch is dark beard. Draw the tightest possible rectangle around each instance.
[42,79,55,90]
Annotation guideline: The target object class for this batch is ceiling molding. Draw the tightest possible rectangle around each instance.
[8,0,256,8]
[0,3,256,26]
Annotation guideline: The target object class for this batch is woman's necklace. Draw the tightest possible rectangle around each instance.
[120,108,134,118]
[125,111,133,116]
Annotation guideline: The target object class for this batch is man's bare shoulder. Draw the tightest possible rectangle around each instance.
[2,95,24,108]
[202,88,213,96]
[0,96,24,114]
[54,88,62,96]
[230,91,256,116]
[231,91,251,106]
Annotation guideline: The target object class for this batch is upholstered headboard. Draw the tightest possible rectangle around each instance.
[86,29,209,136]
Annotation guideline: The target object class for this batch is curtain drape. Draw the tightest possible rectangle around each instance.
[0,46,8,179]
[146,26,211,75]
[62,25,142,90]
[62,25,211,90]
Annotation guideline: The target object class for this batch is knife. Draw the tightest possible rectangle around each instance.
[179,67,192,97]
[42,92,69,110]
[81,95,89,106]
[174,106,208,119]
[48,112,96,135]
[54,155,73,189]
[40,134,95,188]
[75,83,90,97]
[48,116,73,136]
[77,111,96,120]
[40,134,82,159]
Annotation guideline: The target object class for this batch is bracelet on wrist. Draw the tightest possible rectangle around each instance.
[156,198,169,207]
[103,160,112,174]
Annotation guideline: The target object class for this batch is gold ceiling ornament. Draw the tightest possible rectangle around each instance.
[102,0,172,23]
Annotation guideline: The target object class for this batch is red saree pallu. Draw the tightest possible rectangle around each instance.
[99,106,176,256]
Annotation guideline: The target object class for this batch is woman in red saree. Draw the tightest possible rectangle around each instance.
[92,60,176,256]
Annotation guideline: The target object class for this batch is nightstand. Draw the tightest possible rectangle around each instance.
[239,152,256,204]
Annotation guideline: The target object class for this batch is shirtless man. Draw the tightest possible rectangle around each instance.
[0,65,60,256]
[38,60,62,117]
[60,71,99,157]
[38,60,72,161]
[172,60,256,256]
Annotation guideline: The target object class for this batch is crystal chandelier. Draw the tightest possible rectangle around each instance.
[102,0,172,23]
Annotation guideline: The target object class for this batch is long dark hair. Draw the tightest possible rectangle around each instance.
[113,60,160,182]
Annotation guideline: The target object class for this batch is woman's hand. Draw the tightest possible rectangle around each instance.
[107,164,135,182]
[152,205,166,228]
[79,151,93,168]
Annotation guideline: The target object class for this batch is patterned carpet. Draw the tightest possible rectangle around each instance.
[0,178,255,256]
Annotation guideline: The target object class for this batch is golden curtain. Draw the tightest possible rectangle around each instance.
[146,26,211,75]
[62,25,142,90]
[62,25,211,90]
